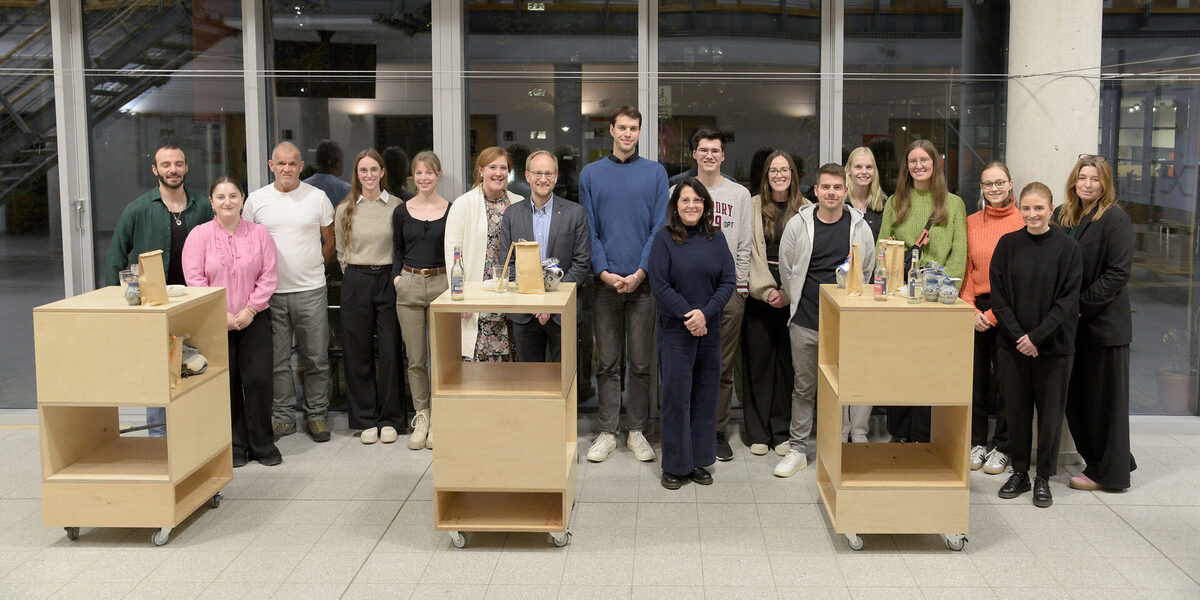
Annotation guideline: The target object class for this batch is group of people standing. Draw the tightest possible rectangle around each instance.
[105,105,1136,503]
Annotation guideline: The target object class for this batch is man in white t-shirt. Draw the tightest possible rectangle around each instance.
[242,141,336,443]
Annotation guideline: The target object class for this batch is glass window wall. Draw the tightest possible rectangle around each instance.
[1101,1,1200,415]
[0,2,61,409]
[659,1,820,195]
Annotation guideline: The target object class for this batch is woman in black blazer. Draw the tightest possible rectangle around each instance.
[1052,155,1136,491]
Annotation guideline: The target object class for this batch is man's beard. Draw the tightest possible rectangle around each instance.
[158,172,185,189]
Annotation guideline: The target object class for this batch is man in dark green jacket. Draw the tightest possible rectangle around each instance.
[104,144,213,437]
[103,144,213,286]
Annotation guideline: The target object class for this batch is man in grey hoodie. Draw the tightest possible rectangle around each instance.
[775,163,876,477]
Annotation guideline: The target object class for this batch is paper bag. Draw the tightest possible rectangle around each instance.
[137,250,169,306]
[884,239,906,295]
[168,334,184,389]
[846,242,864,296]
[511,241,545,294]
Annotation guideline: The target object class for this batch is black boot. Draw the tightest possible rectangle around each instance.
[1032,477,1053,508]
[716,433,733,462]
[661,471,684,490]
[690,467,713,485]
[999,472,1031,499]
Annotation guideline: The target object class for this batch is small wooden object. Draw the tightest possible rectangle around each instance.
[167,335,184,389]
[137,250,168,306]
[509,240,545,295]
[884,240,906,295]
[845,242,864,296]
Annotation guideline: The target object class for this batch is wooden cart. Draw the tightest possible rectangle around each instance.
[815,284,973,551]
[429,281,578,548]
[34,286,232,546]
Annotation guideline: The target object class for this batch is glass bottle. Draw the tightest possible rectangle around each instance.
[907,248,921,303]
[450,246,465,301]
[872,243,888,301]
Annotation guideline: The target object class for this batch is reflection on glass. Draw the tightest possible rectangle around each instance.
[1101,5,1200,415]
[0,2,62,408]
[843,1,1008,200]
[83,1,246,288]
[465,1,637,202]
[659,1,820,195]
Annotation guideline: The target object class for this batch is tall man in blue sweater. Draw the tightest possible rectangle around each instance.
[580,105,670,463]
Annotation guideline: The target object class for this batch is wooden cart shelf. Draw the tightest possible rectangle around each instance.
[34,286,233,545]
[815,284,973,551]
[429,282,578,547]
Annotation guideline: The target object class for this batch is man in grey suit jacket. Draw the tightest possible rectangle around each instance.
[500,150,591,362]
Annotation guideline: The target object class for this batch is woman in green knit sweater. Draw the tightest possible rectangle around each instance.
[879,139,967,443]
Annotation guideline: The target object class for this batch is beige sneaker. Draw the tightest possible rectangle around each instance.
[380,426,398,444]
[361,427,379,445]
[775,442,789,457]
[408,410,430,450]
[750,443,769,456]
[773,449,808,477]
[425,423,433,449]
[627,430,656,462]
[587,432,617,462]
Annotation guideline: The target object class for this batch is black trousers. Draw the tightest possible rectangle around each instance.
[998,348,1072,480]
[741,296,793,447]
[659,321,720,477]
[229,309,279,461]
[341,266,403,430]
[886,406,930,443]
[971,294,1009,451]
[1067,343,1136,489]
[512,318,562,362]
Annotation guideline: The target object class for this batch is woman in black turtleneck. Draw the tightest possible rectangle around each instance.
[648,177,735,491]
[989,182,1081,509]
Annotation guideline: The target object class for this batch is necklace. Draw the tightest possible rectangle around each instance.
[169,209,183,226]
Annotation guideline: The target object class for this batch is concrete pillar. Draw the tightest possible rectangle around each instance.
[1006,0,1104,467]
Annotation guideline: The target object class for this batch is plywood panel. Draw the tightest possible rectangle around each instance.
[434,395,568,491]
[833,488,969,534]
[35,311,170,405]
[39,406,119,476]
[434,490,565,531]
[816,369,842,488]
[429,282,576,313]
[167,372,232,482]
[45,437,168,482]
[42,481,176,527]
[840,443,966,488]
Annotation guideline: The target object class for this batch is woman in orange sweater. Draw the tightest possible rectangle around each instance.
[961,161,1025,475]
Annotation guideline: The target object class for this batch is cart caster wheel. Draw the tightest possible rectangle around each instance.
[64,527,79,541]
[550,531,571,547]
[152,528,172,546]
[942,533,967,551]
[846,533,864,551]
[208,493,222,509]
[449,531,466,548]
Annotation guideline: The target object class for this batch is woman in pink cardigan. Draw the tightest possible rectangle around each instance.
[183,176,282,467]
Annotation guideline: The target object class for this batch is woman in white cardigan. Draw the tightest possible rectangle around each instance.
[444,146,524,360]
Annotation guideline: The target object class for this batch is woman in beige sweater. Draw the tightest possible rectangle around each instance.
[743,151,809,456]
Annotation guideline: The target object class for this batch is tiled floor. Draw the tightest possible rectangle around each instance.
[0,419,1197,600]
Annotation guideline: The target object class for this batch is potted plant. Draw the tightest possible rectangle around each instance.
[1158,314,1199,415]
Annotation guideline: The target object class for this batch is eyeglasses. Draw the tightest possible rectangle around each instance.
[980,180,1009,189]
[695,148,724,156]
[1077,153,1109,163]
[530,171,557,180]
[907,157,932,166]
[357,166,382,175]
[768,168,791,176]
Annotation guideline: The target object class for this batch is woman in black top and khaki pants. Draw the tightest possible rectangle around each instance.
[393,151,450,450]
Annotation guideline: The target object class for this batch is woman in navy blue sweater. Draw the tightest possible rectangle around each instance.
[649,177,736,490]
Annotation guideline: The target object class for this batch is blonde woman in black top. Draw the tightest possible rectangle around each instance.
[392,151,450,450]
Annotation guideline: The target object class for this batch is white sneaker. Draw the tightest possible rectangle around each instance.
[380,426,398,444]
[970,445,987,471]
[627,430,656,462]
[587,432,617,462]
[361,427,379,445]
[775,442,789,457]
[850,432,869,444]
[408,409,429,450]
[983,449,1009,475]
[774,449,808,477]
[425,424,433,449]
[750,443,769,456]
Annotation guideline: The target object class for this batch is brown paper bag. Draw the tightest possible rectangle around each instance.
[846,242,864,296]
[884,240,906,295]
[511,241,545,294]
[167,334,184,389]
[137,250,169,306]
